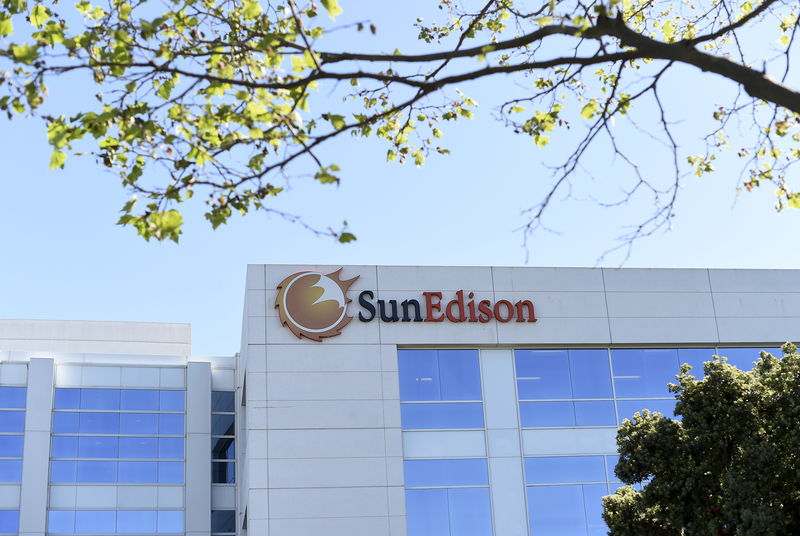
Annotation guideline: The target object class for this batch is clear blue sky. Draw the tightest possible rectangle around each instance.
[1,1,798,356]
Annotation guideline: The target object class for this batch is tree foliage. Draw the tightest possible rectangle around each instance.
[0,0,798,242]
[604,343,800,535]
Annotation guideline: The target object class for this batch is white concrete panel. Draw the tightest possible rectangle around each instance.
[212,368,235,390]
[402,431,486,458]
[81,366,121,387]
[716,317,800,344]
[246,519,268,536]
[380,345,398,372]
[712,292,800,317]
[0,363,26,385]
[500,291,608,318]
[246,264,266,290]
[248,489,268,518]
[0,485,20,508]
[382,371,399,400]
[268,429,387,459]
[268,458,388,488]
[481,349,519,430]
[383,400,401,429]
[117,486,158,508]
[248,459,269,489]
[269,516,389,536]
[265,315,380,345]
[266,371,382,401]
[379,319,499,345]
[264,290,279,317]
[158,486,184,508]
[48,486,76,508]
[265,345,381,372]
[389,515,407,536]
[522,428,617,455]
[492,267,605,292]
[55,365,81,386]
[709,269,800,292]
[268,487,389,518]
[606,292,715,317]
[387,486,405,516]
[265,264,378,291]
[76,486,117,508]
[603,268,712,292]
[488,429,522,457]
[267,399,384,429]
[246,372,267,403]
[186,362,211,534]
[386,457,404,487]
[385,429,403,458]
[489,457,528,536]
[120,367,160,387]
[377,265,493,291]
[497,317,611,345]
[211,485,235,508]
[160,368,185,388]
[246,290,267,316]
[246,406,267,431]
[247,317,266,345]
[245,345,267,373]
[608,317,719,344]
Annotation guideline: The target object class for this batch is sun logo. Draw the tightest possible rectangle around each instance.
[275,269,360,341]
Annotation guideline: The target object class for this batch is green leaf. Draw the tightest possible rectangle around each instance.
[30,5,49,27]
[0,14,13,36]
[320,0,342,19]
[242,0,261,20]
[581,99,598,120]
[338,232,356,243]
[150,209,183,242]
[11,44,40,64]
[49,150,67,169]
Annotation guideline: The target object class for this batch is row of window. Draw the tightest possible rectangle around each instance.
[0,436,23,457]
[0,411,24,433]
[51,461,184,483]
[0,510,18,535]
[47,510,183,534]
[52,437,183,460]
[211,392,235,486]
[53,413,184,436]
[54,389,184,412]
[0,388,25,409]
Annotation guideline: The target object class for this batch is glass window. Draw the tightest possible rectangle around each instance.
[404,459,488,488]
[52,436,79,458]
[0,387,26,408]
[519,401,574,427]
[212,438,234,460]
[54,389,80,409]
[617,399,676,421]
[157,511,184,533]
[0,411,24,433]
[405,488,492,536]
[447,488,493,536]
[211,510,236,533]
[528,485,586,536]
[79,413,120,434]
[574,401,617,426]
[525,456,606,484]
[212,462,235,484]
[584,484,609,536]
[159,438,184,459]
[118,461,157,483]
[159,414,184,435]
[0,436,23,457]
[406,489,449,535]
[117,510,157,533]
[400,403,484,429]
[0,510,19,534]
[158,461,184,483]
[120,413,157,435]
[438,350,482,400]
[677,348,714,379]
[160,390,185,412]
[718,347,781,371]
[212,391,235,413]
[570,350,613,398]
[76,461,117,483]
[53,413,80,434]
[606,455,620,483]
[0,460,22,482]
[612,349,679,398]
[399,350,481,401]
[50,461,77,483]
[515,350,571,399]
[75,510,116,533]
[80,389,120,410]
[211,415,235,436]
[78,437,118,458]
[48,510,76,533]
[120,390,159,411]
[119,437,158,459]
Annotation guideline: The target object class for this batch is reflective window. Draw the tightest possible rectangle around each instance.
[0,436,23,457]
[50,461,77,483]
[212,391,235,413]
[677,348,715,379]
[212,462,235,484]
[399,350,482,401]
[79,413,120,434]
[611,349,679,398]
[516,349,612,399]
[78,437,118,458]
[159,414,184,435]
[118,461,158,483]
[157,511,184,533]
[119,437,158,459]
[159,438,184,459]
[0,510,19,534]
[528,484,607,536]
[211,391,235,484]
[120,413,157,435]
[80,389,120,410]
[76,461,116,483]
[406,488,492,536]
[404,459,489,488]
[54,389,80,409]
[116,510,156,533]
[211,415,235,436]
[53,413,80,434]
[717,347,781,371]
[0,411,24,433]
[211,510,236,533]
[617,399,677,421]
[0,461,22,482]
[75,510,116,533]
[52,437,79,458]
[158,461,184,483]
[520,401,617,427]
[47,510,183,534]
[212,438,234,460]
[160,390,185,412]
[0,387,26,408]
[525,456,606,484]
[400,403,484,429]
[120,390,159,411]
[48,510,76,533]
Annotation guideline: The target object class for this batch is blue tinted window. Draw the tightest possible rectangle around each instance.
[606,455,620,483]
[160,390,185,412]
[78,437,118,458]
[54,389,80,409]
[117,510,156,533]
[401,403,484,429]
[159,438,184,459]
[76,461,116,483]
[612,349,679,398]
[118,461,157,483]
[447,488,493,536]
[80,389,120,410]
[75,510,116,533]
[677,348,714,379]
[50,461,77,483]
[399,350,441,401]
[0,411,24,433]
[515,350,571,399]
[405,459,489,487]
[79,413,120,434]
[120,390,159,411]
[119,437,158,459]
[0,460,22,482]
[519,401,574,427]
[53,413,80,434]
[158,461,184,483]
[570,350,613,398]
[48,510,76,533]
[211,391,234,413]
[525,456,606,484]
[52,436,79,458]
[406,489,449,535]
[0,510,19,533]
[157,511,184,533]
[159,414,184,435]
[0,387,26,408]
[617,399,676,421]
[211,510,236,533]
[211,415,234,436]
[718,347,781,371]
[528,485,586,536]
[574,401,617,426]
[211,438,233,460]
[0,436,23,457]
[438,350,482,400]
[212,462,235,483]
[584,484,609,536]
[120,413,157,435]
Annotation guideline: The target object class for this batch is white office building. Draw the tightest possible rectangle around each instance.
[1,265,797,536]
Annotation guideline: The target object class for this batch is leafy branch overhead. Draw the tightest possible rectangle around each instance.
[0,0,798,242]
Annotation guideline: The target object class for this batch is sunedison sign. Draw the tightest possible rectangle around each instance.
[275,268,537,342]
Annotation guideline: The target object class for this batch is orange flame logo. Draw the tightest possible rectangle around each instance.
[275,269,360,341]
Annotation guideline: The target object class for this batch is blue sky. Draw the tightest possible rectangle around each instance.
[1,1,799,356]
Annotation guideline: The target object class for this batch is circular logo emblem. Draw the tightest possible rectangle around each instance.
[275,269,359,341]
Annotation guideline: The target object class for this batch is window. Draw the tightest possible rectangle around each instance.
[211,391,235,484]
[0,387,25,484]
[717,347,781,372]
[0,511,19,535]
[211,510,236,535]
[47,511,183,534]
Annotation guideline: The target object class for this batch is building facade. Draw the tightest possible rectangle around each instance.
[2,266,799,536]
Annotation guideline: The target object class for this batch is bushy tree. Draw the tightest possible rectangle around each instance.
[1,0,799,241]
[604,343,800,535]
